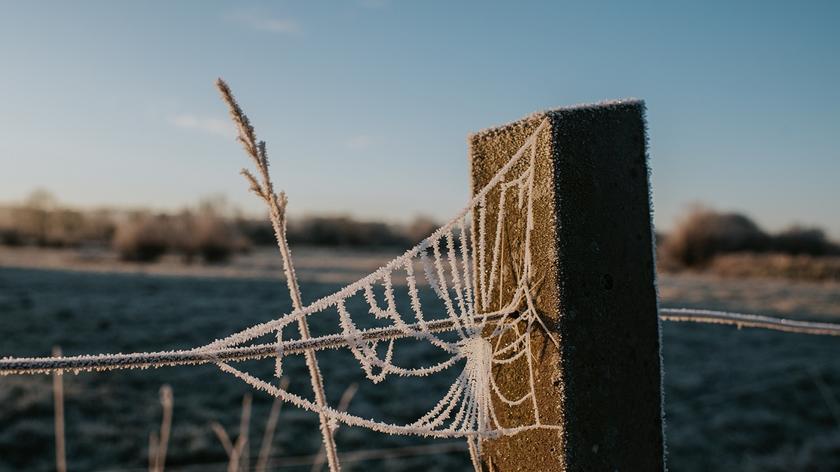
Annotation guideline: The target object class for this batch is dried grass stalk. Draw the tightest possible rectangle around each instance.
[216,78,340,471]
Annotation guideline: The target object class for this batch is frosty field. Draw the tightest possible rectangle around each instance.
[1,249,840,471]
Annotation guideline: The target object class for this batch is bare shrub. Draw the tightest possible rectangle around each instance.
[111,195,247,264]
[660,207,840,272]
[772,225,839,256]
[42,209,88,247]
[660,207,770,267]
[0,220,24,246]
[112,213,172,262]
[173,199,247,264]
[14,190,55,246]
[178,213,246,264]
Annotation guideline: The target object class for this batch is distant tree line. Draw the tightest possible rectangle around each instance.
[3,193,837,267]
[0,191,440,263]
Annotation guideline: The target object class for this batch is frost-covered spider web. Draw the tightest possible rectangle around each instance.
[201,118,560,448]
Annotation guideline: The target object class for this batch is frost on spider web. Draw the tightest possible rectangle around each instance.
[198,118,561,458]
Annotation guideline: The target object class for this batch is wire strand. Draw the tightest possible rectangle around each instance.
[660,308,840,337]
[4,308,838,376]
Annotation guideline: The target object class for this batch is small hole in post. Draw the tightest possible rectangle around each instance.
[602,274,613,290]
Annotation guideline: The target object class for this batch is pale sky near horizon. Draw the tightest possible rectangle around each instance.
[1,1,838,237]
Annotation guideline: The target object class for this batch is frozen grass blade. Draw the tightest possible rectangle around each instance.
[52,346,66,472]
[233,393,252,472]
[211,394,253,472]
[150,385,173,472]
[256,377,290,472]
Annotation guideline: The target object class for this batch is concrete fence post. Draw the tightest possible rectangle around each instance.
[468,100,664,471]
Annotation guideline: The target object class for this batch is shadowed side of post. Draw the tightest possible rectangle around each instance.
[469,100,664,471]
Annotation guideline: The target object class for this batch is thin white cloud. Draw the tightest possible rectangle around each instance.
[230,11,301,35]
[344,135,379,151]
[168,114,235,139]
[359,0,390,8]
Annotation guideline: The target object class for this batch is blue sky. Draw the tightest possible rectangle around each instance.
[1,1,838,236]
